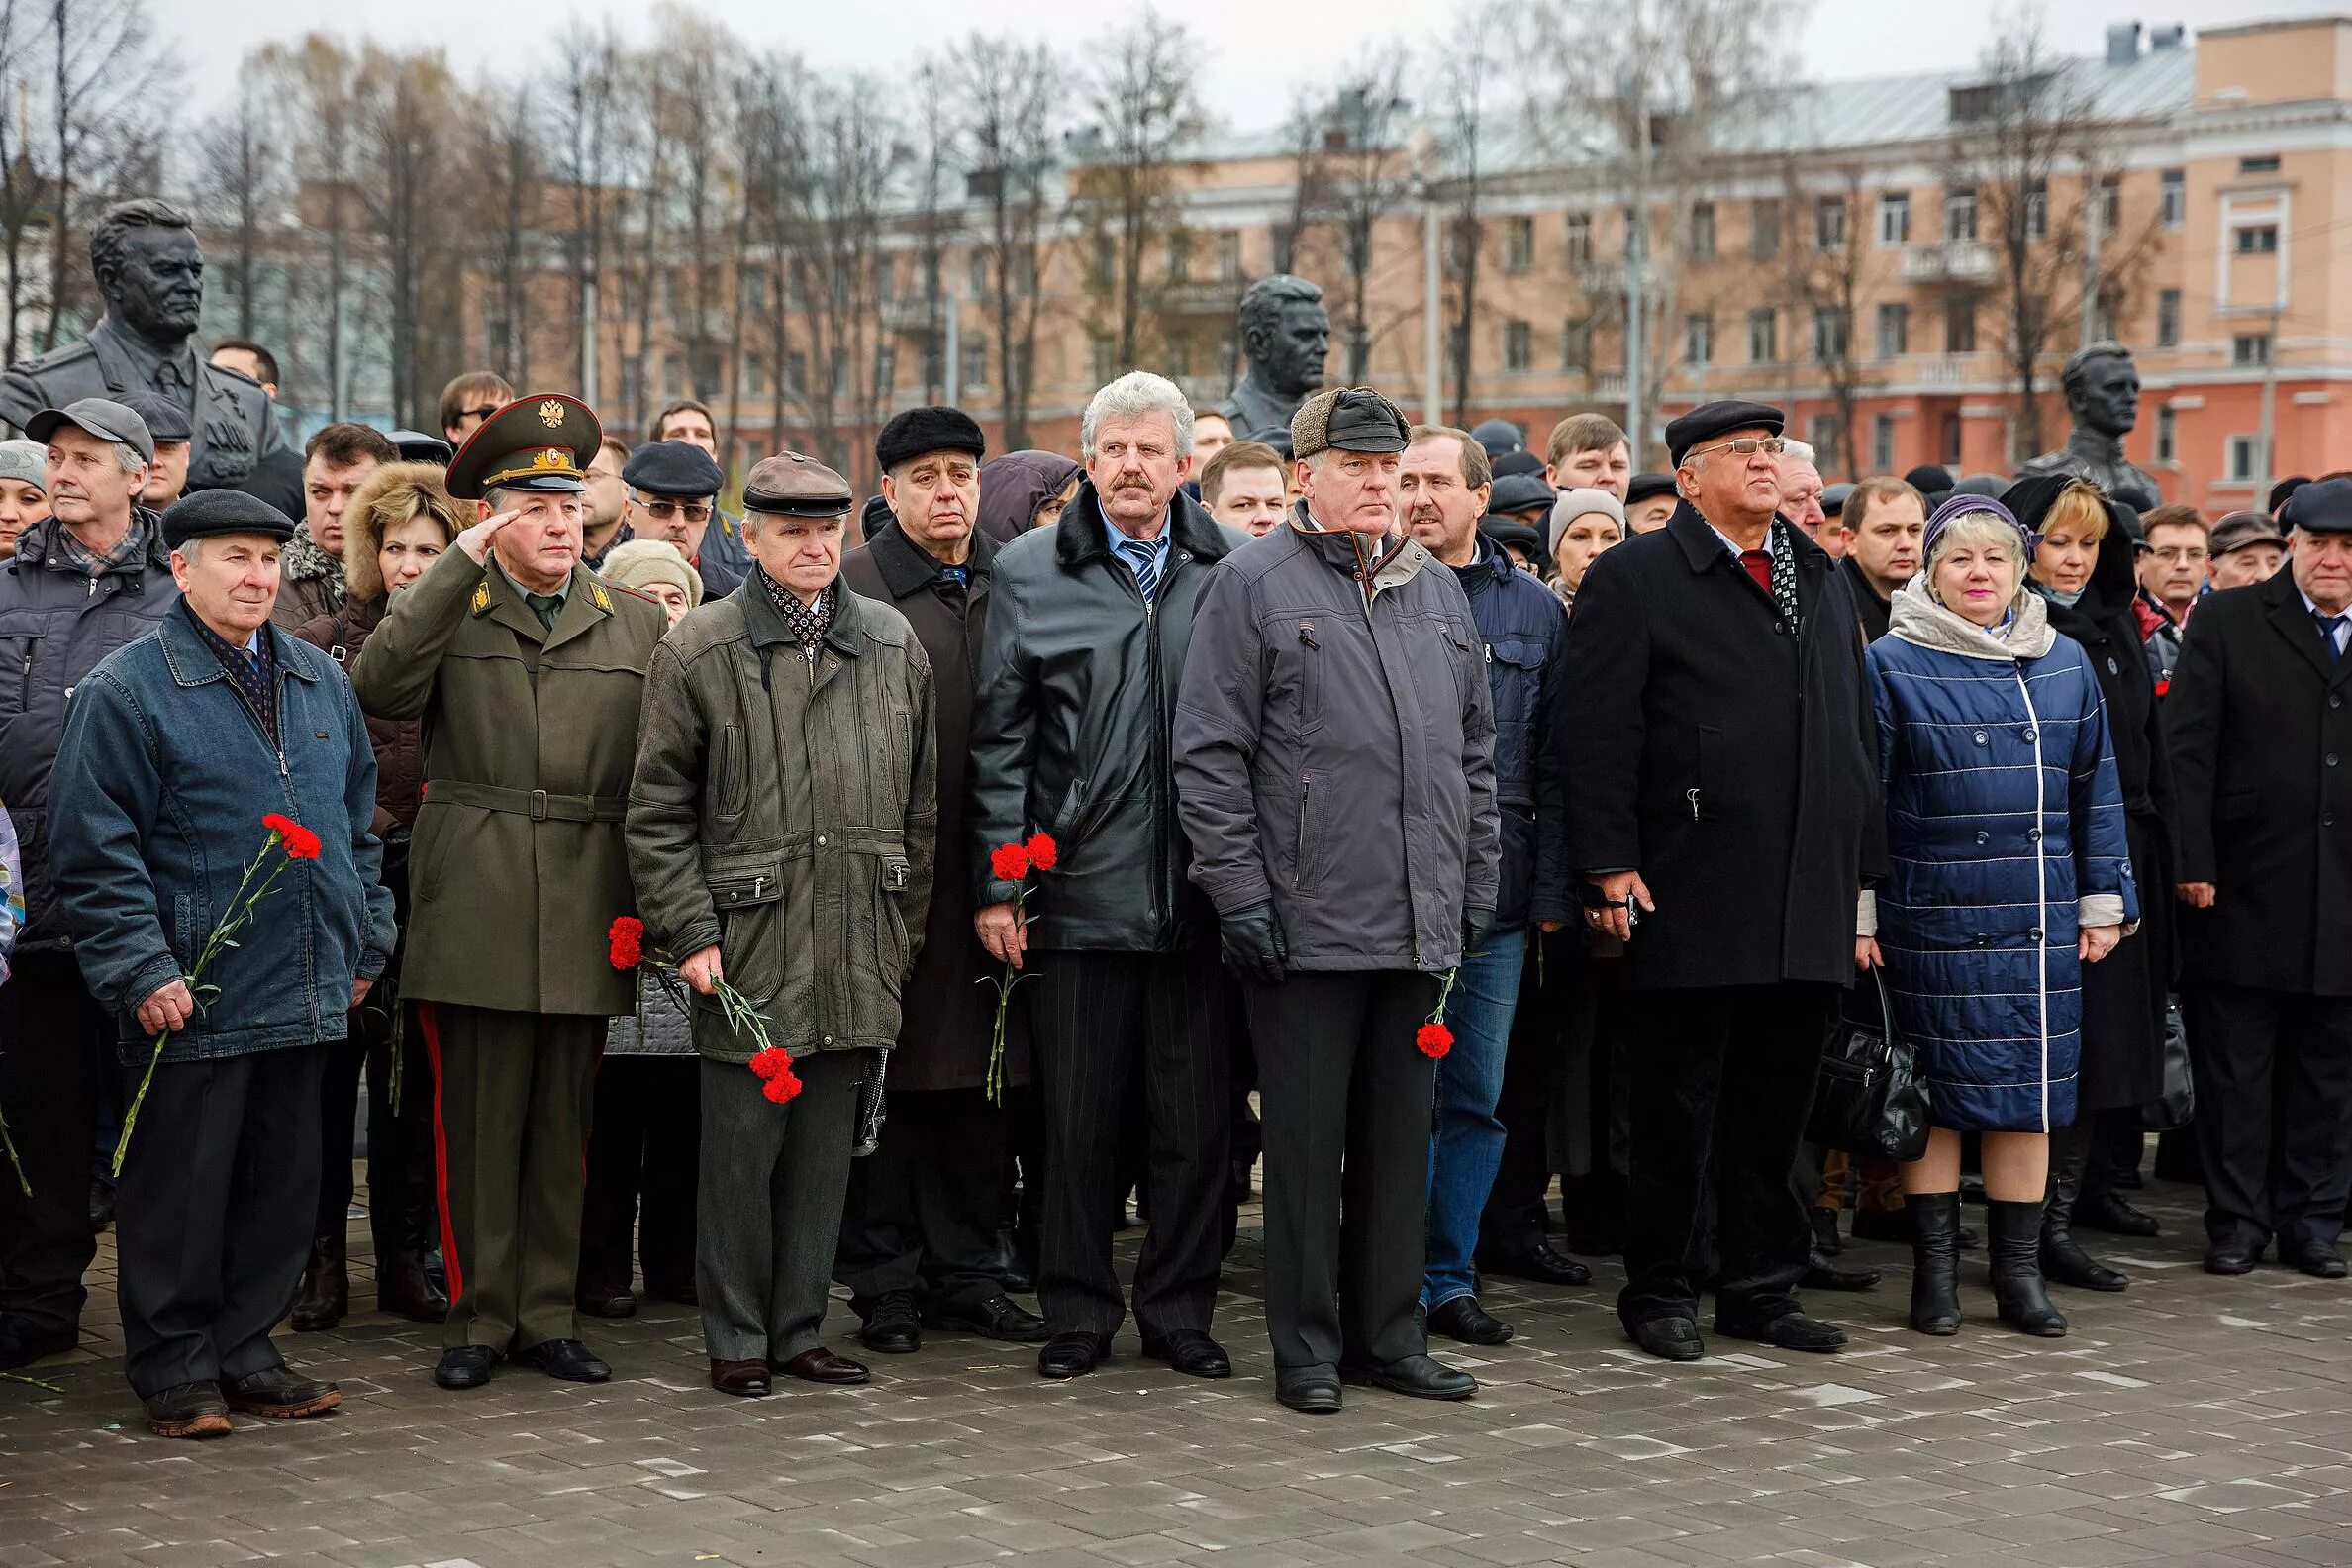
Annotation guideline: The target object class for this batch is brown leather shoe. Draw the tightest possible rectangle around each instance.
[145,1382,234,1439]
[709,1357,772,1397]
[772,1346,870,1385]
[221,1365,342,1419]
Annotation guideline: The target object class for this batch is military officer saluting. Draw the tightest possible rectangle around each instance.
[351,395,667,1391]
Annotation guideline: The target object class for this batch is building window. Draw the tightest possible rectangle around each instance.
[2233,333,2271,366]
[1090,333,1116,383]
[1876,302,1909,359]
[1750,197,1781,259]
[2157,289,2181,348]
[2095,176,2120,235]
[1564,211,1592,265]
[1093,233,1115,281]
[1688,202,1715,260]
[743,268,767,314]
[1217,231,1242,282]
[784,350,807,391]
[1815,195,1845,252]
[1166,229,1192,282]
[744,353,768,397]
[1944,298,1977,354]
[2235,224,2279,255]
[1808,414,1840,463]
[1876,191,1911,246]
[1746,307,1777,363]
[1165,333,1192,379]
[1940,412,1963,466]
[874,343,896,394]
[1561,316,1592,371]
[968,249,989,298]
[2024,180,2048,241]
[1944,186,1977,243]
[1872,412,1896,471]
[2227,434,2270,481]
[960,337,987,391]
[2160,168,2186,229]
[2155,405,2176,463]
[1813,307,1850,363]
[1504,216,1534,273]
[1684,312,1713,365]
[874,253,896,301]
[661,351,686,398]
[1504,319,1532,372]
[2239,154,2281,175]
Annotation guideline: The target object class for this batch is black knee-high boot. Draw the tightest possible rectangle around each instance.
[1906,1192,1962,1335]
[1989,1198,2068,1337]
[2041,1122,2127,1292]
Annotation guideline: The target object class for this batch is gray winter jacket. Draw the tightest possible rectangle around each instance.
[1174,516,1501,973]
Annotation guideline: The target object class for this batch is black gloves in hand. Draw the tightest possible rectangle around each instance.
[1461,905,1495,960]
[1220,901,1289,986]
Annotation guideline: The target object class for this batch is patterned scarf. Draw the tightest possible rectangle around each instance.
[1762,517,1800,636]
[756,565,835,648]
[49,509,155,579]
[186,607,279,748]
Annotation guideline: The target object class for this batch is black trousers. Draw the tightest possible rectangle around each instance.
[1247,970,1440,1371]
[0,957,104,1340]
[116,1045,326,1398]
[312,1009,440,1264]
[578,1055,701,1296]
[2185,983,2352,1252]
[1027,949,1230,1338]
[1619,984,1830,1330]
[837,1085,1009,1315]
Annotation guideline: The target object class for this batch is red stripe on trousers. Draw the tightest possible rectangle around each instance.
[417,1002,463,1312]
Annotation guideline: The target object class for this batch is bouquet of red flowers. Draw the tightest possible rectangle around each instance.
[608,916,801,1104]
[978,833,1056,1104]
[112,814,320,1174]
[1416,968,1459,1061]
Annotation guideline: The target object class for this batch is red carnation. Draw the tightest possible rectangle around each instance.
[990,841,1030,882]
[1025,833,1058,871]
[262,813,322,861]
[608,916,644,970]
[762,1066,804,1104]
[748,1046,792,1081]
[1416,1022,1454,1060]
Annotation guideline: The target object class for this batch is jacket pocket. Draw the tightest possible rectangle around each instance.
[705,851,787,1008]
[1049,773,1090,837]
[1296,621,1323,734]
[876,854,912,996]
[712,723,746,823]
[1292,770,1327,895]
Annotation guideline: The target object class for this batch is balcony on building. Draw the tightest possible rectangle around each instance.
[1902,241,1997,287]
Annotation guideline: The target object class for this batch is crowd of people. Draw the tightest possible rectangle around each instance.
[0,337,2346,1439]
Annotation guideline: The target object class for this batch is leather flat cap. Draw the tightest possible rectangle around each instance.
[1664,400,1783,467]
[117,390,193,444]
[161,488,296,549]
[2208,509,2288,556]
[1291,386,1410,460]
[623,440,725,498]
[743,451,852,519]
[26,396,154,463]
[2283,476,2352,535]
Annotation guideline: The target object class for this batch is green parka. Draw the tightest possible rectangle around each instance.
[625,578,936,1063]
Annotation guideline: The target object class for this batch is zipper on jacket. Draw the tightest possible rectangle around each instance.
[2011,659,2052,1134]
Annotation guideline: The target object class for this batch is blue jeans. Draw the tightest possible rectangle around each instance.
[1424,927,1528,1307]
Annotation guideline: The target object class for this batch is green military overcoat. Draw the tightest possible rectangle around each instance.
[352,541,667,1016]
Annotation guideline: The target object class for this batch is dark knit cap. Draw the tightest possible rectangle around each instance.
[876,406,985,474]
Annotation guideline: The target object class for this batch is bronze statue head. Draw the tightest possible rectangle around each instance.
[2061,341,2140,440]
[1237,274,1329,400]
[91,198,204,345]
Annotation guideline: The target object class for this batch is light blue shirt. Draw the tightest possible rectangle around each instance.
[2303,585,2351,656]
[1102,505,1173,586]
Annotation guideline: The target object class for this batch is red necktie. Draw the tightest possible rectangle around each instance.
[1739,549,1773,594]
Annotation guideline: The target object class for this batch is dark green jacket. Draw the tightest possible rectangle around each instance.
[626,578,936,1063]
[351,542,667,1016]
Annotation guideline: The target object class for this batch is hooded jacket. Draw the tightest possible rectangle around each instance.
[976,451,1081,544]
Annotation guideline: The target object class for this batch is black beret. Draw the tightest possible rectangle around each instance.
[1664,400,1784,467]
[1625,472,1677,506]
[116,390,193,444]
[1479,515,1544,559]
[1904,463,1954,494]
[161,488,296,549]
[623,439,725,497]
[2283,475,2352,535]
[875,406,985,474]
[1487,473,1555,515]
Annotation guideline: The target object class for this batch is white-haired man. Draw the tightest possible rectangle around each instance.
[1777,440,1827,542]
[969,370,1248,1384]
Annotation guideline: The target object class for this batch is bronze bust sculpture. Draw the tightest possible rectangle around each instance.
[0,197,276,489]
[2017,342,2162,512]
[1220,274,1329,440]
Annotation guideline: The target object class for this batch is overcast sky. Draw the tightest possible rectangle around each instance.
[166,0,2341,128]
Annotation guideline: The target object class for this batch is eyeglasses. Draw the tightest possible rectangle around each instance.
[1683,436,1788,461]
[2152,545,2208,564]
[456,405,499,425]
[636,496,714,524]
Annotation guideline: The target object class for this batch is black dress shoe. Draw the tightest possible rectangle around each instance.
[859,1291,922,1354]
[520,1338,611,1382]
[1036,1331,1112,1379]
[1426,1296,1514,1345]
[576,1284,638,1319]
[434,1345,499,1390]
[1715,1311,1847,1353]
[709,1357,771,1397]
[774,1346,870,1385]
[2077,1190,2161,1237]
[1810,1208,1842,1255]
[1803,1251,1881,1292]
[221,1365,341,1418]
[2281,1243,2349,1279]
[1139,1328,1231,1378]
[926,1293,1050,1343]
[1629,1317,1705,1361]
[1478,1239,1591,1287]
[144,1381,233,1439]
[1340,1353,1476,1401]
[1276,1367,1341,1414]
[2205,1244,2261,1275]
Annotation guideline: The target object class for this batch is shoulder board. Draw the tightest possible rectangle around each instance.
[592,574,659,607]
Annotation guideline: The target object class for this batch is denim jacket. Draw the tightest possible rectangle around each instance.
[50,601,395,1061]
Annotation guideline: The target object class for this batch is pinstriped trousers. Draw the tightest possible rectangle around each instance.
[1027,949,1231,1339]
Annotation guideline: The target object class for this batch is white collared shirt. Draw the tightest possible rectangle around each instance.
[2301,585,2351,656]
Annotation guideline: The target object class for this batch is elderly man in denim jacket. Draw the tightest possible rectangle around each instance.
[51,490,392,1439]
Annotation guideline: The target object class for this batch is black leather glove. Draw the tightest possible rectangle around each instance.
[1219,901,1288,986]
[1461,905,1495,961]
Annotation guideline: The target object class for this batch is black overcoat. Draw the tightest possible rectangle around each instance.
[1558,504,1882,990]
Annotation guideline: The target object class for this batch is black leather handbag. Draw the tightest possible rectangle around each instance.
[2140,999,2196,1132]
[1807,968,1930,1161]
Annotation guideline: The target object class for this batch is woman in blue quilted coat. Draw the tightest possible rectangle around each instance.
[1855,494,2137,1340]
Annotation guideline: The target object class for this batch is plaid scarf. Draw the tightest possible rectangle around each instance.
[756,565,835,648]
[49,510,155,578]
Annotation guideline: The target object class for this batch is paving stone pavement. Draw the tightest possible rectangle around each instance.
[4,1175,2350,1568]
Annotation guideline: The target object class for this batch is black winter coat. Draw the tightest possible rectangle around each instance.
[0,510,175,954]
[968,482,1244,951]
[840,524,1019,1093]
[2167,569,2352,997]
[1450,536,1571,928]
[1558,505,1882,990]
[1840,553,1893,643]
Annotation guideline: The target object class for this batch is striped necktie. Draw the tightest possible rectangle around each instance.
[1118,537,1158,605]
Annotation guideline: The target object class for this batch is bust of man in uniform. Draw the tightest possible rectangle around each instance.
[2017,341,2161,512]
[1219,274,1329,439]
[0,197,276,490]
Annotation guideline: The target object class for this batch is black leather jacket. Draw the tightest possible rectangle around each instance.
[968,481,1244,952]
